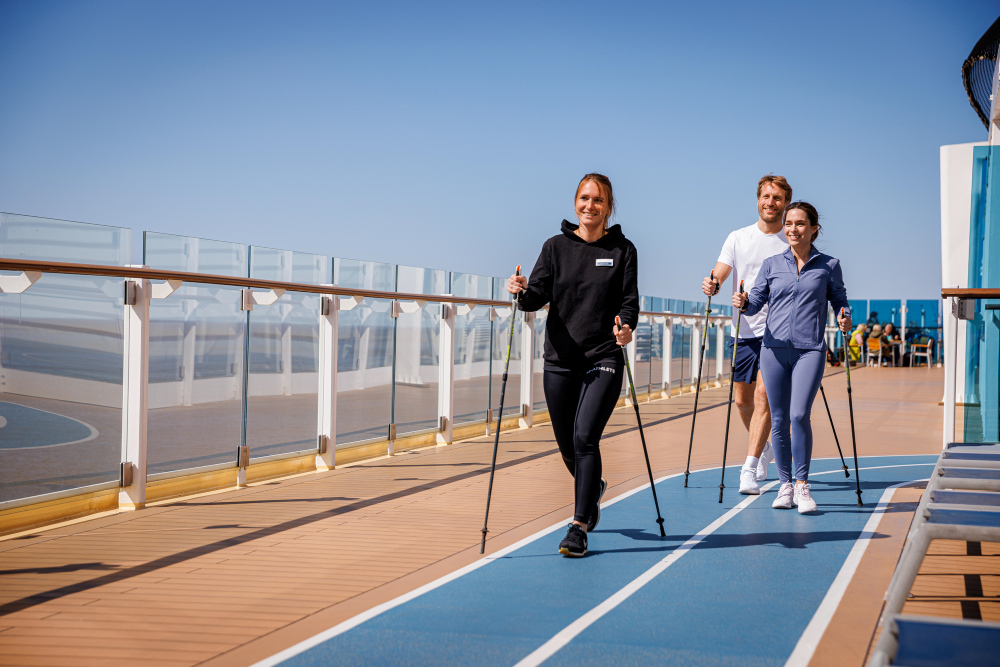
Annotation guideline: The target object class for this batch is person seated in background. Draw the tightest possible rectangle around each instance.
[868,323,885,364]
[848,323,866,364]
[883,322,902,366]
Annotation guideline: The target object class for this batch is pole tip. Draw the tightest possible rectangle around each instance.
[515,265,521,275]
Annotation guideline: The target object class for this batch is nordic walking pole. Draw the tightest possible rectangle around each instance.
[618,316,667,537]
[841,307,863,507]
[818,384,849,477]
[480,265,521,553]
[684,270,715,488]
[719,281,743,503]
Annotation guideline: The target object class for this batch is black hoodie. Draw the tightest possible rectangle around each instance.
[518,220,639,369]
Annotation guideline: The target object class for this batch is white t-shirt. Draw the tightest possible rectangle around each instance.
[718,222,789,338]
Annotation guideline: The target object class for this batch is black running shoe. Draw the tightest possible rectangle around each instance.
[558,524,588,558]
[587,478,608,532]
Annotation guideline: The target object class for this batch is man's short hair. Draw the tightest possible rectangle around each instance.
[757,174,792,202]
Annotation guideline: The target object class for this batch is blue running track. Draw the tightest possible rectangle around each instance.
[264,455,936,667]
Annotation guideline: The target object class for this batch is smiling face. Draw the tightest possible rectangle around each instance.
[758,184,788,224]
[784,208,817,251]
[575,179,610,230]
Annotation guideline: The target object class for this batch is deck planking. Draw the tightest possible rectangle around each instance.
[0,366,970,666]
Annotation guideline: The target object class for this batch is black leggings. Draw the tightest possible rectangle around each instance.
[543,357,624,524]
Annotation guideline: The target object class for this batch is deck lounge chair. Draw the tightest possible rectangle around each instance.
[873,616,1000,667]
[869,445,1000,666]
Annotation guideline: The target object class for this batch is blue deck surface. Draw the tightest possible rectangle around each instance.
[277,455,936,667]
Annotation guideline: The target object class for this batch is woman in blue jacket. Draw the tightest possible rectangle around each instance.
[734,202,852,513]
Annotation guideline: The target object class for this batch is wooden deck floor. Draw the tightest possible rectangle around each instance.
[0,366,975,666]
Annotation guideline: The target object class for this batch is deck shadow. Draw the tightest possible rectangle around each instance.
[0,447,557,617]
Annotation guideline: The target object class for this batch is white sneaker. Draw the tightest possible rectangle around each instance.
[772,482,795,509]
[739,467,760,495]
[756,441,773,482]
[795,484,818,514]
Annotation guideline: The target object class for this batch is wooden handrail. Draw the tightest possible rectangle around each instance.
[639,310,729,321]
[941,288,1000,298]
[0,258,509,306]
[0,257,729,320]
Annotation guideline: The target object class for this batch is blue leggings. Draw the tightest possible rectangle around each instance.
[759,346,825,483]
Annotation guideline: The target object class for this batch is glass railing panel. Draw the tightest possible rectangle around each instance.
[904,299,942,364]
[720,304,735,379]
[648,319,664,393]
[532,308,547,413]
[962,300,998,444]
[645,297,665,395]
[246,247,327,460]
[491,304,522,420]
[393,265,446,436]
[143,232,246,475]
[0,213,129,502]
[333,258,394,444]
[868,300,903,329]
[452,273,493,425]
[849,299,868,328]
[634,296,652,395]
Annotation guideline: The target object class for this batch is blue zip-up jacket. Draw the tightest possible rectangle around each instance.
[744,247,849,351]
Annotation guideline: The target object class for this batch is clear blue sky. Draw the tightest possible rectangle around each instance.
[0,0,996,301]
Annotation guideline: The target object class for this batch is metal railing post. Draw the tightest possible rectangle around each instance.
[519,310,534,428]
[316,292,338,470]
[625,336,637,405]
[120,273,150,510]
[437,300,455,445]
[690,321,700,393]
[900,300,907,354]
[715,318,724,387]
[943,297,958,448]
[662,319,672,398]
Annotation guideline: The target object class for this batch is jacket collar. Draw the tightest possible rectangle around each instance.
[783,245,820,270]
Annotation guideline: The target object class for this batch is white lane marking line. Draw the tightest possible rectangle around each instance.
[782,478,927,667]
[0,401,99,449]
[251,470,680,667]
[514,461,936,667]
[513,479,781,667]
[253,456,933,666]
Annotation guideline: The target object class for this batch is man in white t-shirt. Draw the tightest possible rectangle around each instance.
[702,174,791,495]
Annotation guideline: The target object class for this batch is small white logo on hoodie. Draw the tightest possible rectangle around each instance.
[596,259,613,267]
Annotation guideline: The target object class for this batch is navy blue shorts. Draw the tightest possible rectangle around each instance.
[727,336,763,384]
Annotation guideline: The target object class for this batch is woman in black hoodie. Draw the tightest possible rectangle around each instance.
[508,173,639,557]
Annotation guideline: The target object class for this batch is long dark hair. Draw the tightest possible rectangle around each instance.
[784,201,821,243]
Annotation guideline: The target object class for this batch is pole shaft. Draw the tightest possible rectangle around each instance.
[719,313,740,503]
[480,292,519,553]
[843,333,863,506]
[684,296,713,487]
[622,346,666,536]
[819,384,849,476]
